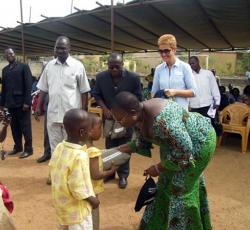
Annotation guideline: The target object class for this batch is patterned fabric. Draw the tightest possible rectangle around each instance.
[136,101,216,230]
[86,147,104,194]
[49,141,95,225]
[142,88,151,101]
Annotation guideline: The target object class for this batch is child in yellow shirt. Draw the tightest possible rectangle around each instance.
[49,109,99,230]
[87,113,118,230]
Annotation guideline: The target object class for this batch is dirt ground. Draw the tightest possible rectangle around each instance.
[0,116,250,230]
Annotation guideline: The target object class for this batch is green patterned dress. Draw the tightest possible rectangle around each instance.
[130,101,216,230]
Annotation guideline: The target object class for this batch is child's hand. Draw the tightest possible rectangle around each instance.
[91,197,100,209]
[0,111,5,121]
[110,162,119,173]
[2,118,10,126]
[86,196,100,209]
[1,150,6,160]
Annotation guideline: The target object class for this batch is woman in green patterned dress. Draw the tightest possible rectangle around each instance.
[112,92,216,230]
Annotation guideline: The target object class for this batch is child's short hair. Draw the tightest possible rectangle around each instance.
[63,109,89,137]
[88,113,102,128]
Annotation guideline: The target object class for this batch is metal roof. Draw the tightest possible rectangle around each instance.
[0,0,250,56]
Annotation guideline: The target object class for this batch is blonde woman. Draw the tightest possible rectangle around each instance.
[151,34,196,110]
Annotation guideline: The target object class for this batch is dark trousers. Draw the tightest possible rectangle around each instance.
[43,111,51,156]
[8,107,33,153]
[191,106,222,136]
[190,106,210,118]
[105,136,131,179]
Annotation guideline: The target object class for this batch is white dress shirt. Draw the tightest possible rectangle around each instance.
[37,56,90,123]
[189,69,221,109]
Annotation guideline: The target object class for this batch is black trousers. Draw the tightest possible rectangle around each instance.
[43,111,51,156]
[190,106,210,118]
[8,107,33,153]
[191,106,222,136]
[105,135,131,179]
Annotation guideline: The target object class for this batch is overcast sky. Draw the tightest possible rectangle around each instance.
[0,0,127,28]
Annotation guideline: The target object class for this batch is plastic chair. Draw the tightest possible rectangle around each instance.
[87,97,103,118]
[217,102,250,153]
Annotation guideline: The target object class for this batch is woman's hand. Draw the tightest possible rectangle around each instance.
[164,89,176,97]
[144,165,160,177]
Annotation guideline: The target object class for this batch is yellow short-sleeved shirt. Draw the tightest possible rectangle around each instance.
[49,141,95,225]
[86,147,104,194]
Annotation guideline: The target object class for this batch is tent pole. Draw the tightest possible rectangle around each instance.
[111,0,114,52]
[70,0,74,14]
[20,0,25,62]
[29,6,32,23]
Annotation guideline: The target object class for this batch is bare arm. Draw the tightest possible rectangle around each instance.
[96,99,107,109]
[0,123,8,142]
[23,64,33,107]
[174,89,194,98]
[34,90,46,121]
[90,157,118,180]
[81,92,88,111]
[164,89,194,98]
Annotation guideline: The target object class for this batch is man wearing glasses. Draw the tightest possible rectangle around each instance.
[93,52,142,189]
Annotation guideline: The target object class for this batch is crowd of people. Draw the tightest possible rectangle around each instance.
[0,33,249,230]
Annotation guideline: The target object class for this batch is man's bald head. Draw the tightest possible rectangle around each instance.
[108,52,123,63]
[54,36,71,64]
[56,36,71,47]
[108,52,123,78]
[4,48,16,63]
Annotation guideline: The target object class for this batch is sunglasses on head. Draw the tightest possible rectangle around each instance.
[158,49,171,55]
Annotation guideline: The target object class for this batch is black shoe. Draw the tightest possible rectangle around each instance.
[104,173,116,183]
[19,151,33,159]
[8,149,22,156]
[37,154,51,163]
[118,177,127,189]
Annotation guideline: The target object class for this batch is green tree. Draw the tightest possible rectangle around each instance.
[241,52,250,71]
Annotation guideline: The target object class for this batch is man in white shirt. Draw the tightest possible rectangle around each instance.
[246,67,250,83]
[189,56,221,117]
[35,36,90,155]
